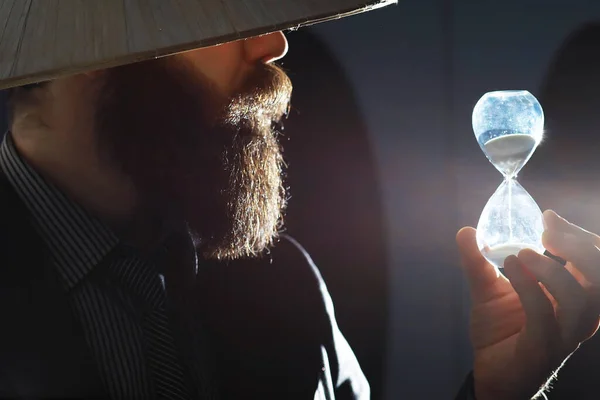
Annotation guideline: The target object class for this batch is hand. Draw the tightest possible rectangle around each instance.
[456,210,600,400]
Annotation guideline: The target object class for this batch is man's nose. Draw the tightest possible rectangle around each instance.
[244,31,289,64]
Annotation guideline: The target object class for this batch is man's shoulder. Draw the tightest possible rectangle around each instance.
[0,175,42,285]
[197,236,355,399]
[251,235,371,399]
[261,234,333,318]
[268,234,327,289]
[197,234,333,346]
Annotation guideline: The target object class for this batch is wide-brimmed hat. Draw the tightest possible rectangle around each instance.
[0,0,396,90]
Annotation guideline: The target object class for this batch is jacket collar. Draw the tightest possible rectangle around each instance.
[0,132,119,291]
[0,169,107,398]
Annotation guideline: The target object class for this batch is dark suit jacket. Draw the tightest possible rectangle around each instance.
[0,172,372,399]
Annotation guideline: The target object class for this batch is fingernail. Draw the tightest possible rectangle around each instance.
[543,210,554,229]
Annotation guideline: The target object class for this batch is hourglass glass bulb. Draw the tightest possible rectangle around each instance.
[473,90,544,177]
[476,179,545,269]
[472,90,546,270]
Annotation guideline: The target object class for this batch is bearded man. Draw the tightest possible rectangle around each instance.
[1,1,600,399]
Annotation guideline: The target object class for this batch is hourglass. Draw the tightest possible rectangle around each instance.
[472,90,545,270]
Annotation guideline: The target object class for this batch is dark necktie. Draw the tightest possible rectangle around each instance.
[111,247,194,400]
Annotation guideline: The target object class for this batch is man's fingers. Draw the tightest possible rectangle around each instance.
[504,255,558,338]
[456,227,507,302]
[518,249,591,344]
[544,210,600,244]
[543,229,600,286]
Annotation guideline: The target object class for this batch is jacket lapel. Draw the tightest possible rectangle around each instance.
[0,174,107,398]
[195,239,326,400]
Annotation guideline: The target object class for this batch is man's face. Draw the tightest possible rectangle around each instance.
[93,32,292,260]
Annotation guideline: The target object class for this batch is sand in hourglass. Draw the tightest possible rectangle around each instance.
[482,243,540,269]
[482,133,538,177]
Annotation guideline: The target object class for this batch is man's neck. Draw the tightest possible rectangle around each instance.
[9,128,149,244]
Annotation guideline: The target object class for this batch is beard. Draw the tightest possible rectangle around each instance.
[93,55,292,260]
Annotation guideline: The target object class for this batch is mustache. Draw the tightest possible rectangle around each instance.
[221,63,293,131]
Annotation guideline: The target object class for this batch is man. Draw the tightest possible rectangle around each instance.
[1,1,600,399]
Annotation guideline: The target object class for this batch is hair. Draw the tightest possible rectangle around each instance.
[6,82,47,129]
[94,57,291,260]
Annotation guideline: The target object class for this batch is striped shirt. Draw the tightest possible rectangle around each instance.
[0,133,202,399]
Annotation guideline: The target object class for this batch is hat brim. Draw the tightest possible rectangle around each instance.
[0,0,396,90]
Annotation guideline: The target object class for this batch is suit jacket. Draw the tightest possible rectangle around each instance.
[0,171,372,399]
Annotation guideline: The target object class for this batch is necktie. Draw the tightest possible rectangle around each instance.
[111,247,194,400]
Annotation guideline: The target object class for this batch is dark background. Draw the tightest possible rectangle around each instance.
[309,2,600,398]
[4,1,600,399]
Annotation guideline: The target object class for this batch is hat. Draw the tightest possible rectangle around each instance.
[0,0,396,90]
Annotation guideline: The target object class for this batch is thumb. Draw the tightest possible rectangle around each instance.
[456,227,506,302]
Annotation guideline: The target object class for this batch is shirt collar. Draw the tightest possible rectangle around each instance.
[0,132,119,290]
